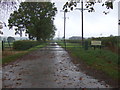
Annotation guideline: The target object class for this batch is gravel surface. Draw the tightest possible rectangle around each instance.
[2,43,111,88]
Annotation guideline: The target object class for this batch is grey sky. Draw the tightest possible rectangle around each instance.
[53,0,119,38]
[0,0,119,38]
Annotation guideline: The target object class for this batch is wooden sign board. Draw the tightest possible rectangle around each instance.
[91,41,101,46]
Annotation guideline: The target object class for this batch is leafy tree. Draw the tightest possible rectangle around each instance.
[0,21,3,34]
[8,2,57,41]
[0,21,3,29]
[0,0,21,35]
[63,0,115,14]
[0,0,20,18]
[7,36,15,43]
[0,0,20,10]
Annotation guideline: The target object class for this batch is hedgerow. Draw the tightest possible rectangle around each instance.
[13,40,41,50]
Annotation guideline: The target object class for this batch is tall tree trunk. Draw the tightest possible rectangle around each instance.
[37,37,41,41]
[28,34,34,40]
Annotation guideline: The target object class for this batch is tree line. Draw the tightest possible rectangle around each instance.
[0,0,118,41]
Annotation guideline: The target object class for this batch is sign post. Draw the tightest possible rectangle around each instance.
[91,41,102,50]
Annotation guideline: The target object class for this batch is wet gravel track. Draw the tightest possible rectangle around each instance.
[2,43,112,88]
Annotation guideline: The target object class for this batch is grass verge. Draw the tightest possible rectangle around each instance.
[57,41,119,80]
[2,43,47,65]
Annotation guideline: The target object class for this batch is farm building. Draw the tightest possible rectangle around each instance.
[69,36,82,40]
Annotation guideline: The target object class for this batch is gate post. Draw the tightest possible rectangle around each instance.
[2,41,4,51]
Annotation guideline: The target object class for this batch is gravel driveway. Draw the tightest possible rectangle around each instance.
[2,42,111,88]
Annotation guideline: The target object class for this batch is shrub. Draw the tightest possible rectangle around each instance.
[65,40,82,44]
[101,36,118,47]
[13,40,41,50]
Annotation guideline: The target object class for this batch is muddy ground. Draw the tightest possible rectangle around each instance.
[2,43,117,88]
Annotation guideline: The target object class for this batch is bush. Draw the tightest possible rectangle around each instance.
[13,40,41,50]
[101,36,118,47]
[65,40,82,44]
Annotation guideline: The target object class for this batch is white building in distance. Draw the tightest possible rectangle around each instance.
[69,36,82,40]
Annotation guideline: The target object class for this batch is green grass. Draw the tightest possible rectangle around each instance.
[2,43,47,65]
[119,43,120,48]
[3,42,13,47]
[57,41,119,79]
[2,52,26,65]
[27,43,47,51]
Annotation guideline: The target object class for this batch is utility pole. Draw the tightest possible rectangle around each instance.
[64,11,66,50]
[81,0,84,46]
[60,10,69,50]
[75,0,88,47]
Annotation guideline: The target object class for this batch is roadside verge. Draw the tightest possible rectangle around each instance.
[57,41,119,88]
[2,43,47,66]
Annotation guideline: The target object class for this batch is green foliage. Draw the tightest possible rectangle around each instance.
[8,2,57,41]
[57,41,119,79]
[13,40,41,50]
[101,36,118,47]
[66,39,81,44]
[63,0,114,14]
[87,36,119,48]
[2,52,26,65]
[2,44,47,65]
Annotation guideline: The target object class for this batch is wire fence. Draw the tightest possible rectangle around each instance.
[2,41,13,51]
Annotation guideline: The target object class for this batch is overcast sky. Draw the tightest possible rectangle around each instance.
[0,0,119,38]
[52,0,119,38]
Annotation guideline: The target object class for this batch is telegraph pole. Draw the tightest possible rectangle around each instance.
[81,0,84,46]
[60,10,69,50]
[75,0,89,47]
[64,11,66,50]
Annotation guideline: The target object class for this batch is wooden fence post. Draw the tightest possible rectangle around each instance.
[2,41,4,51]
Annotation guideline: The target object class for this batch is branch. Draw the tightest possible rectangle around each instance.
[63,0,115,14]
